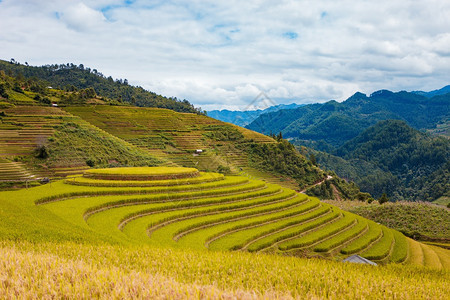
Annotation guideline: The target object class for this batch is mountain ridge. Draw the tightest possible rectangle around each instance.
[309,120,449,201]
[207,103,304,127]
[247,88,450,149]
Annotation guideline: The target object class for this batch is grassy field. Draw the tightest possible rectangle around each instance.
[434,196,450,206]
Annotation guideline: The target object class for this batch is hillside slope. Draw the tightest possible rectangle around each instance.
[64,105,326,190]
[247,89,450,149]
[0,59,203,114]
[350,202,449,242]
[0,105,162,179]
[0,69,328,191]
[311,120,449,201]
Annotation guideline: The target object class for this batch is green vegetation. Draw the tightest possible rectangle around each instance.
[391,230,408,263]
[246,91,449,202]
[45,119,161,169]
[434,196,450,206]
[361,226,394,261]
[1,61,449,297]
[305,176,371,201]
[350,201,450,241]
[340,221,382,255]
[84,166,199,180]
[313,217,368,253]
[0,60,203,114]
[247,90,450,146]
[278,213,355,251]
[66,171,225,187]
[303,120,449,201]
[64,105,326,192]
[245,139,325,190]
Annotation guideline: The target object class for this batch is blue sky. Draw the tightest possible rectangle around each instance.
[0,0,449,110]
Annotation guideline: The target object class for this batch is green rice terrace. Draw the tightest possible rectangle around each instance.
[3,166,448,269]
[0,103,309,190]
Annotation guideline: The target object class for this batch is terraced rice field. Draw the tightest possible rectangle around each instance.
[0,106,67,157]
[0,157,34,181]
[64,106,275,172]
[33,166,450,267]
[0,106,72,180]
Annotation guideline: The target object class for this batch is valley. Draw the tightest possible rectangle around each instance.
[0,61,449,298]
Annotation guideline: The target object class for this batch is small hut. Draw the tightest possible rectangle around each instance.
[343,255,377,266]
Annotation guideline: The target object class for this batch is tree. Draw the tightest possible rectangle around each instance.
[309,153,317,166]
[378,193,389,204]
[35,145,49,159]
[0,83,8,99]
[277,131,283,141]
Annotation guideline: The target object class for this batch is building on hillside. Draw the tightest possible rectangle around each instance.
[343,255,377,266]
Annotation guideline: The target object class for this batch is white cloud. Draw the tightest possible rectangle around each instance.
[0,0,449,110]
[59,2,107,32]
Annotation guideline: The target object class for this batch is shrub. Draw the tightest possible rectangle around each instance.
[217,165,231,174]
[378,193,389,204]
[35,145,49,159]
[86,159,95,167]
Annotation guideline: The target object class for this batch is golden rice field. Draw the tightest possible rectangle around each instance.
[0,166,449,298]
[0,240,449,299]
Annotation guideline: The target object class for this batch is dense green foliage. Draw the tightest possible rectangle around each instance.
[244,139,325,190]
[305,176,371,202]
[245,89,450,202]
[0,59,203,114]
[311,120,449,200]
[350,202,450,241]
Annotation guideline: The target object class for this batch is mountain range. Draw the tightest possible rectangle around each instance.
[247,89,449,149]
[241,88,450,202]
[207,103,303,127]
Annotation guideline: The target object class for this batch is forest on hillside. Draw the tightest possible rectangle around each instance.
[302,120,449,201]
[0,59,204,114]
[247,90,449,150]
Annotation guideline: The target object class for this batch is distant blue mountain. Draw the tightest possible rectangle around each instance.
[207,103,304,127]
[412,85,450,98]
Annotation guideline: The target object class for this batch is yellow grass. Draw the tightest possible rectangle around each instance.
[1,240,449,300]
[0,243,266,299]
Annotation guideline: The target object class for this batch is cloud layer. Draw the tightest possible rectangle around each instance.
[1,0,449,110]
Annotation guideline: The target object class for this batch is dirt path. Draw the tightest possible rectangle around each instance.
[299,175,332,193]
